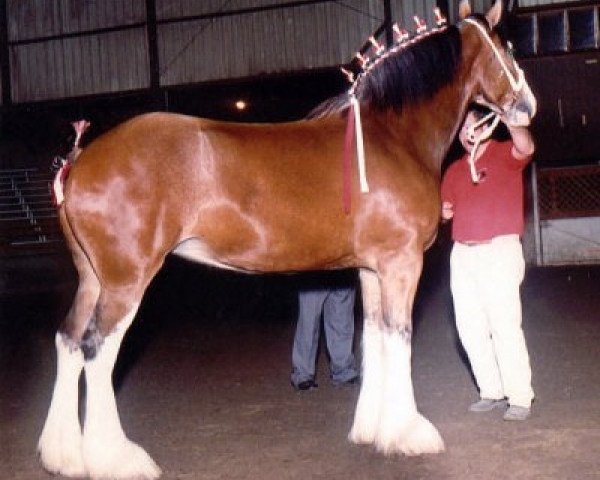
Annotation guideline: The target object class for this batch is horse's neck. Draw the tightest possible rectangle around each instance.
[373,70,474,176]
[413,42,486,173]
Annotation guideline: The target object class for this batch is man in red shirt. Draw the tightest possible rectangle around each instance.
[441,107,535,421]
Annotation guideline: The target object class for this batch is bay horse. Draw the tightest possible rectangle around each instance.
[38,1,536,478]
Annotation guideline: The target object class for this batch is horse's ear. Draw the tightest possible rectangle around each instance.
[485,0,503,28]
[458,0,472,20]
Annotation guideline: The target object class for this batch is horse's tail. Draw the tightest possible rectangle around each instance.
[51,120,90,207]
[51,162,71,207]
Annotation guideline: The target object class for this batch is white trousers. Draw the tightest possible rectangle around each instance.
[450,234,534,408]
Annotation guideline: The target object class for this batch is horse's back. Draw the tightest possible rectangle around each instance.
[62,111,356,275]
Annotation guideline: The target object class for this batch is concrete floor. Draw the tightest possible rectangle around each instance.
[1,237,599,479]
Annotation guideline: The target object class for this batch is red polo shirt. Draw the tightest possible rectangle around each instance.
[441,140,531,243]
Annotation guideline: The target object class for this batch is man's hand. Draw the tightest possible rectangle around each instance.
[500,114,535,161]
[442,201,454,221]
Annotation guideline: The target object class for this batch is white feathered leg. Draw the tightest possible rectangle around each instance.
[348,318,384,444]
[349,269,384,444]
[351,253,445,456]
[82,306,162,480]
[38,333,86,477]
[375,329,445,456]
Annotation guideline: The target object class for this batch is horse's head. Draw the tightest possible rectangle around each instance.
[459,0,537,127]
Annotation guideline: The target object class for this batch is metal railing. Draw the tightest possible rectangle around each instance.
[0,168,64,255]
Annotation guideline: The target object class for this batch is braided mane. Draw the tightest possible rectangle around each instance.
[308,25,462,119]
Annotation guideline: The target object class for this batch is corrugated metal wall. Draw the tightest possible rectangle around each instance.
[519,0,582,7]
[6,0,149,103]
[7,0,144,38]
[156,1,384,86]
[2,0,487,105]
[10,29,150,101]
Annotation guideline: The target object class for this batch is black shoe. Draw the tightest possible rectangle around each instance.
[293,379,318,391]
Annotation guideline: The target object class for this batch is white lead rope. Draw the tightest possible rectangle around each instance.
[350,94,370,193]
[466,112,501,183]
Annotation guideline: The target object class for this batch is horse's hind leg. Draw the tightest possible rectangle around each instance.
[39,210,161,479]
[38,231,99,477]
[38,333,86,476]
[81,288,161,480]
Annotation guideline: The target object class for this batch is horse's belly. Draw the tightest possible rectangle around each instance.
[172,238,249,272]
[172,235,353,273]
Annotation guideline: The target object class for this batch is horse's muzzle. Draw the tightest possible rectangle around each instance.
[505,82,537,127]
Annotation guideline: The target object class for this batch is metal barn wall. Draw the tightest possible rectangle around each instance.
[156,0,448,87]
[519,0,582,7]
[10,29,150,102]
[3,0,451,104]
[7,0,149,103]
[7,0,144,37]
[155,1,384,86]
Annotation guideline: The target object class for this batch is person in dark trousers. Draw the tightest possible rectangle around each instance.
[291,271,359,391]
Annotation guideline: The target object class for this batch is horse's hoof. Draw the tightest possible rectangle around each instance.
[348,425,376,445]
[39,453,86,478]
[38,430,86,478]
[348,399,380,445]
[375,413,445,456]
[85,438,162,479]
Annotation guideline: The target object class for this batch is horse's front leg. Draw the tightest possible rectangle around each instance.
[373,251,444,455]
[349,268,385,444]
